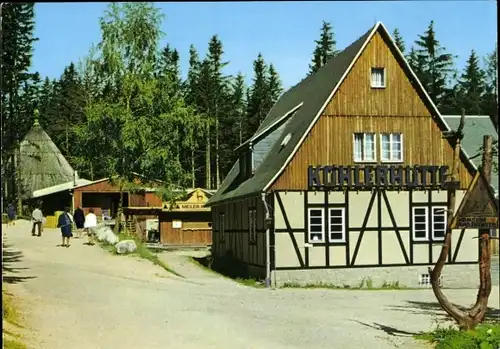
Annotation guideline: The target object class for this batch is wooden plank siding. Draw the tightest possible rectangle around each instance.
[73,180,163,210]
[159,211,212,246]
[271,31,474,191]
[145,192,163,207]
[211,196,268,273]
[326,31,431,117]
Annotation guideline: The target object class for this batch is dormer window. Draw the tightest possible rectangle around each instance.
[239,143,254,180]
[371,67,385,88]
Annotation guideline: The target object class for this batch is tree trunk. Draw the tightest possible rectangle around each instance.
[14,82,23,215]
[191,149,195,188]
[8,83,16,206]
[205,118,211,190]
[239,119,243,145]
[215,115,220,189]
[65,122,69,156]
[430,111,475,330]
[114,185,124,235]
[430,113,496,330]
[468,135,493,320]
[15,148,22,215]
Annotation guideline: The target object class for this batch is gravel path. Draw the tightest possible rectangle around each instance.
[3,220,499,349]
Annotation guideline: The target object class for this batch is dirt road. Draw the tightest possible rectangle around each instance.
[3,220,499,349]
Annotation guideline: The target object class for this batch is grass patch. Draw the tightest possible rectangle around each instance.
[3,338,27,349]
[282,278,415,290]
[191,256,266,288]
[98,232,184,278]
[415,322,500,349]
[3,290,23,328]
[234,277,266,288]
[2,287,27,349]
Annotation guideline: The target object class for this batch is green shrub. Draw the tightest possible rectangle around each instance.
[416,323,500,349]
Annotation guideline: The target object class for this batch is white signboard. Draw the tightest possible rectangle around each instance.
[146,219,159,231]
[172,220,182,229]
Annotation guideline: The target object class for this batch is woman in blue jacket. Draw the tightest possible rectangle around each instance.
[57,207,74,247]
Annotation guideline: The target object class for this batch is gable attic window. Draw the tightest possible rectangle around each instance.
[239,143,254,180]
[371,67,385,88]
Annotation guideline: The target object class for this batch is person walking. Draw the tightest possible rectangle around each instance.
[7,203,16,226]
[73,206,85,238]
[84,208,98,246]
[57,207,74,247]
[31,205,44,237]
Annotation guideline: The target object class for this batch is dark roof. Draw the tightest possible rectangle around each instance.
[19,120,75,199]
[443,115,498,194]
[206,24,376,206]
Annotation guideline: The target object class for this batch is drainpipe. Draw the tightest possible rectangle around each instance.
[261,192,272,288]
[249,142,255,175]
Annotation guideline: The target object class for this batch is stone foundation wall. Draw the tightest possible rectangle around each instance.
[272,264,479,289]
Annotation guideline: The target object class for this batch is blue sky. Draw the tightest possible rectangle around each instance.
[33,1,497,90]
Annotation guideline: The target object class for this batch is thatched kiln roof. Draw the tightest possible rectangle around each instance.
[19,118,75,199]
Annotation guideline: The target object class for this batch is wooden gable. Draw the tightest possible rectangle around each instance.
[272,28,474,191]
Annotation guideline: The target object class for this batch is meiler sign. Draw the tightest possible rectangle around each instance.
[307,165,451,189]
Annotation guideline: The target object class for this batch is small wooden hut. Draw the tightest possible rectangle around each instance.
[159,188,213,246]
[124,188,214,247]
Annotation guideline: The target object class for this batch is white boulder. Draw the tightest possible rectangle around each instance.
[105,232,119,245]
[95,225,119,245]
[115,240,137,254]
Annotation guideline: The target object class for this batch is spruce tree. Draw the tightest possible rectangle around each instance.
[49,62,85,159]
[230,73,247,145]
[196,35,231,189]
[0,3,38,207]
[456,50,486,116]
[265,64,283,112]
[309,20,338,74]
[482,44,498,129]
[159,44,182,98]
[246,53,268,137]
[185,44,201,108]
[413,21,455,108]
[392,28,406,54]
[218,73,247,177]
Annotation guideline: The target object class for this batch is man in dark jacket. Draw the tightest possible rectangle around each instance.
[73,206,85,238]
[7,203,16,226]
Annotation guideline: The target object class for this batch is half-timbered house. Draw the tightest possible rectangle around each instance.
[206,22,483,289]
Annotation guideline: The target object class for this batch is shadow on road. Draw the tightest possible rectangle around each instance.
[2,241,37,284]
[352,320,418,337]
[389,300,500,321]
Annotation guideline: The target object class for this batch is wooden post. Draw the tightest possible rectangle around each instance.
[430,111,496,329]
[429,110,468,327]
[468,135,493,319]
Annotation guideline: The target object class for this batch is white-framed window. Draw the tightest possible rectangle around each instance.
[353,133,376,162]
[249,208,257,243]
[219,212,225,243]
[380,133,403,162]
[419,273,442,288]
[431,206,447,240]
[412,207,428,241]
[328,208,345,242]
[371,67,386,88]
[412,206,448,241]
[308,208,325,243]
